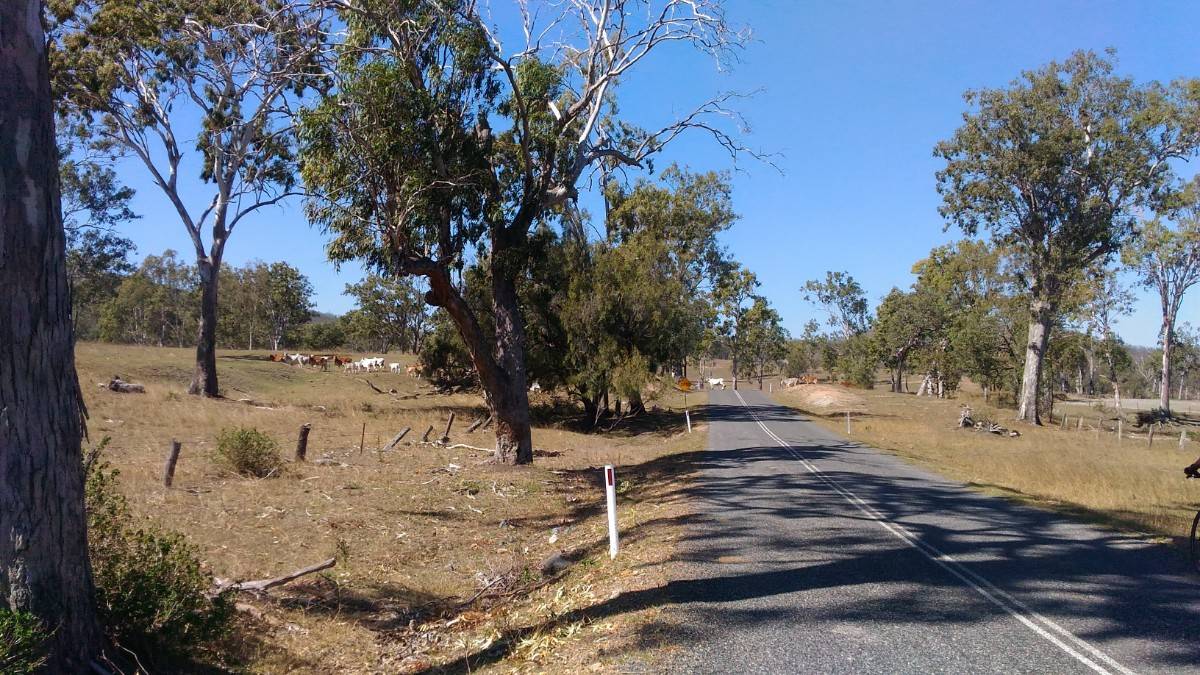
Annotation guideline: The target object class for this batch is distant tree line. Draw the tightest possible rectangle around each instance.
[788,51,1200,422]
[67,236,435,354]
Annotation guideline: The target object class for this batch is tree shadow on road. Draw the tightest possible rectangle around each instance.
[422,398,1200,673]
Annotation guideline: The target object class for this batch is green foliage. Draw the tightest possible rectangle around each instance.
[85,455,232,664]
[300,320,347,351]
[836,333,879,388]
[803,271,870,339]
[0,609,49,675]
[420,313,478,389]
[66,229,136,340]
[98,249,197,346]
[935,49,1200,417]
[343,275,430,353]
[215,427,283,478]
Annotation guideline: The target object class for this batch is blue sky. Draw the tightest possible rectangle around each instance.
[108,0,1199,347]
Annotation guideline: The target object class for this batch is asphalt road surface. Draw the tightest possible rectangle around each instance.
[661,389,1200,674]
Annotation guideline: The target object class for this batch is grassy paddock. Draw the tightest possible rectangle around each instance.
[75,342,705,672]
[772,383,1200,541]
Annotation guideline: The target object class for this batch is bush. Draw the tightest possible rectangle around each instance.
[86,456,232,666]
[215,427,283,478]
[0,609,49,674]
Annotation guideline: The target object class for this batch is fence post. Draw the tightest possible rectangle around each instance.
[295,423,312,462]
[163,440,182,488]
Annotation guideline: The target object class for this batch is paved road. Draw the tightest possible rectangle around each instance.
[661,389,1200,674]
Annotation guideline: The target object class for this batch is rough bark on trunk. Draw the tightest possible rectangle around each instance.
[489,262,533,464]
[0,2,104,667]
[1160,321,1173,415]
[189,259,221,396]
[425,265,532,464]
[1016,301,1053,424]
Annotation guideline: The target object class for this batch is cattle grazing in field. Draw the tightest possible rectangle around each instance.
[707,377,725,390]
[284,348,309,365]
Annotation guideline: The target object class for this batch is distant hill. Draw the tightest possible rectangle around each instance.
[308,311,341,324]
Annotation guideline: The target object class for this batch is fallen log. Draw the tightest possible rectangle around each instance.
[211,557,336,597]
[101,376,145,394]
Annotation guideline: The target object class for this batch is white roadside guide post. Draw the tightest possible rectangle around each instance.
[605,465,619,559]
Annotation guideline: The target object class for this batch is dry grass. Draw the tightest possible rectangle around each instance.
[75,343,706,673]
[772,383,1200,541]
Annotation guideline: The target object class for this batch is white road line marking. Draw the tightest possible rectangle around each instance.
[731,390,1136,675]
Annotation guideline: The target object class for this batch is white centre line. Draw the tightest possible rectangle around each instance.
[732,389,1136,675]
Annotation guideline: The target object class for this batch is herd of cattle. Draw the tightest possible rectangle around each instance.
[696,374,821,390]
[268,352,423,377]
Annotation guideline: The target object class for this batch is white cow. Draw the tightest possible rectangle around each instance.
[706,377,725,390]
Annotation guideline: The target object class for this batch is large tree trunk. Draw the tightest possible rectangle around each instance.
[1016,301,1053,424]
[490,270,533,464]
[1160,319,1173,415]
[0,2,104,668]
[425,264,532,464]
[189,258,221,396]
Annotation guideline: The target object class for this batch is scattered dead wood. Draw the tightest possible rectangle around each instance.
[957,406,1020,437]
[100,376,145,393]
[211,557,336,597]
[465,415,491,433]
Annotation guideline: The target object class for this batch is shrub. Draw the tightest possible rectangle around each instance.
[215,427,283,478]
[0,609,49,674]
[86,457,233,666]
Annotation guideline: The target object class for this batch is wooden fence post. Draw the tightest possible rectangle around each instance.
[382,427,411,452]
[295,423,312,462]
[163,440,182,488]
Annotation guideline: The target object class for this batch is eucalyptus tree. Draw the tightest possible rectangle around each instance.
[713,265,761,389]
[1,0,102,668]
[873,288,945,393]
[51,0,327,396]
[1123,196,1200,415]
[301,0,755,463]
[737,298,788,389]
[935,50,1200,423]
[803,271,870,340]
